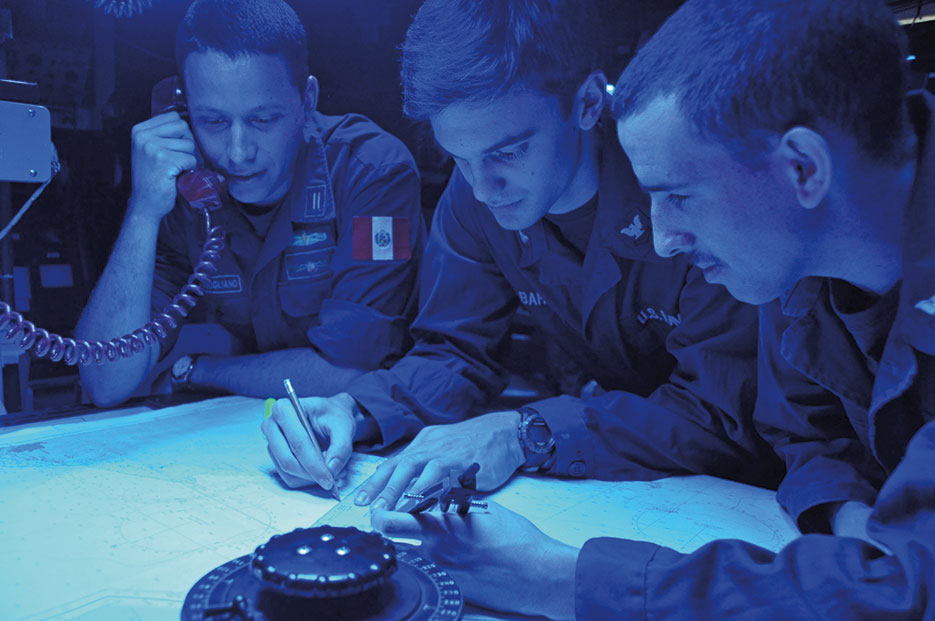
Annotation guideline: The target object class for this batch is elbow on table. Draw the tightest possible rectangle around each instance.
[79,366,140,409]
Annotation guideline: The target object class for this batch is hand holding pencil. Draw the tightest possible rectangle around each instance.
[260,381,358,497]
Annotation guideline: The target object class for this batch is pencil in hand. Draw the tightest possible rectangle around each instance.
[283,378,342,501]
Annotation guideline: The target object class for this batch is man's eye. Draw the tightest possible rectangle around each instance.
[252,115,281,126]
[495,143,528,161]
[667,194,689,208]
[199,118,228,129]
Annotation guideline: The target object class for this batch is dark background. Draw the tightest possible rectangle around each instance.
[0,0,933,410]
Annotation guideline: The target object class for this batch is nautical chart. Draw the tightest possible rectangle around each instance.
[0,396,381,620]
[316,456,799,621]
[318,466,798,554]
[1,396,798,620]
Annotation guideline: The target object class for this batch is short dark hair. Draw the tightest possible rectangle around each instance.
[401,0,600,120]
[612,0,911,164]
[176,0,309,89]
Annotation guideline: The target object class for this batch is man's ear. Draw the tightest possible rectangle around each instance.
[574,71,607,131]
[303,75,320,117]
[777,126,832,210]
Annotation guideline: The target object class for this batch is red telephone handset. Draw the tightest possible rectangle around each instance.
[150,74,187,118]
[150,75,227,212]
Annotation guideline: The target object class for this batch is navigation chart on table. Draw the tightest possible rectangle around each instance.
[2,395,797,620]
[0,396,380,620]
[318,464,798,554]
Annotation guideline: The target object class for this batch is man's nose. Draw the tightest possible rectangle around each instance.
[468,162,506,205]
[227,123,256,164]
[651,201,694,258]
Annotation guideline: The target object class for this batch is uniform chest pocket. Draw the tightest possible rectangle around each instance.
[279,247,335,318]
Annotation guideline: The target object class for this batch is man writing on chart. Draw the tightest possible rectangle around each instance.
[374,1,935,618]
[77,0,425,407]
[264,0,780,501]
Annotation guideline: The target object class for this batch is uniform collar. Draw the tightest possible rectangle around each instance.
[780,92,935,341]
[516,122,654,267]
[593,133,656,260]
[253,112,337,274]
[288,110,337,223]
[871,91,935,460]
[775,92,935,444]
[779,277,826,319]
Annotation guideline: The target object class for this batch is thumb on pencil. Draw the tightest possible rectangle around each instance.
[304,395,356,482]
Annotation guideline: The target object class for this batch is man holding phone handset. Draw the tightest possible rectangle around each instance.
[77,0,426,410]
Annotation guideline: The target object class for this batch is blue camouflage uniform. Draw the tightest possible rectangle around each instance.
[349,125,781,486]
[152,112,425,370]
[574,93,935,619]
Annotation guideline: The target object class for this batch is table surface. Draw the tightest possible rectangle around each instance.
[0,396,799,621]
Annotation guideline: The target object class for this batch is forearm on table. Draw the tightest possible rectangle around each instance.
[533,540,579,620]
[645,383,783,484]
[531,390,774,485]
[77,208,163,406]
[347,353,499,449]
[188,348,366,398]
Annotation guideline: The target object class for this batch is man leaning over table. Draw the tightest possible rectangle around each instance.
[374,1,935,618]
[262,0,781,508]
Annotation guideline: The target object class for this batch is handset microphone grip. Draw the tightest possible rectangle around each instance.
[177,169,226,212]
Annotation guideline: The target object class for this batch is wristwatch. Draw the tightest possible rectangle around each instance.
[517,407,556,472]
[170,354,200,391]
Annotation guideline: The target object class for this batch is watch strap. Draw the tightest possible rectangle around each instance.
[171,354,200,391]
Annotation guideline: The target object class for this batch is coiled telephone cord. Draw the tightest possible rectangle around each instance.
[0,209,224,366]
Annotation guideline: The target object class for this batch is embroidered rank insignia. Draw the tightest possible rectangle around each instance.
[284,249,331,280]
[916,294,935,316]
[619,214,645,239]
[352,216,411,261]
[292,231,329,247]
[304,183,327,219]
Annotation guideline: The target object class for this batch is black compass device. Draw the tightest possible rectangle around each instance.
[181,525,463,620]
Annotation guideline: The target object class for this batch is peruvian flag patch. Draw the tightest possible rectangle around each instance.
[352,216,411,261]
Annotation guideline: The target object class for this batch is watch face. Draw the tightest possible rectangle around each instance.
[520,412,555,454]
[172,355,192,379]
